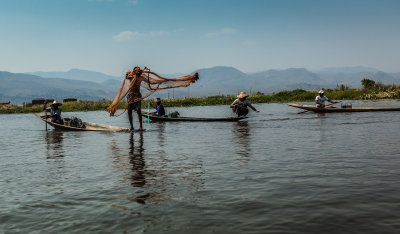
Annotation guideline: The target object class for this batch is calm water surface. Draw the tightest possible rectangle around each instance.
[1,101,400,233]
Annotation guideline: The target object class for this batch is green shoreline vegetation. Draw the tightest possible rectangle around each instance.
[1,79,400,114]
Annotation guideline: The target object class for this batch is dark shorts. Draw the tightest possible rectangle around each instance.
[233,105,248,117]
[127,92,142,112]
[128,100,142,112]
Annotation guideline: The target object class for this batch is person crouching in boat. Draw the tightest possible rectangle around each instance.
[315,90,338,108]
[150,98,166,117]
[44,100,63,124]
[230,92,260,117]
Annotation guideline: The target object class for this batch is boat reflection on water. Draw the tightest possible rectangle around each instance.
[43,130,67,193]
[232,121,251,160]
[45,130,65,159]
[316,113,328,148]
[153,123,166,147]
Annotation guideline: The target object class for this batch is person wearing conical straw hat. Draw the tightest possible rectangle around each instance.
[230,92,260,117]
[43,100,63,124]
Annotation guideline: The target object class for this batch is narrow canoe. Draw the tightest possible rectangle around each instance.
[288,103,400,113]
[141,112,247,122]
[36,113,129,132]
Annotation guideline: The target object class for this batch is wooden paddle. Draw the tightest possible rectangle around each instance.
[148,103,150,124]
[43,102,48,131]
[297,101,342,114]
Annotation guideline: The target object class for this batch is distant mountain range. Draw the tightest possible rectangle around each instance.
[27,69,121,83]
[0,71,115,103]
[1,66,399,103]
[313,66,381,73]
[187,66,400,96]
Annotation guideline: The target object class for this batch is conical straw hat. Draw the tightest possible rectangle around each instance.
[51,100,62,106]
[237,92,249,98]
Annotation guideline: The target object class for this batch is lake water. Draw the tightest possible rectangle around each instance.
[1,101,400,233]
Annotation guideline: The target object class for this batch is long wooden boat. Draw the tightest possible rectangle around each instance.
[288,103,400,113]
[141,112,247,122]
[36,113,129,132]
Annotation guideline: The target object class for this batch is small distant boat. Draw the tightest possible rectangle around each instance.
[36,113,129,132]
[288,103,400,113]
[141,112,247,122]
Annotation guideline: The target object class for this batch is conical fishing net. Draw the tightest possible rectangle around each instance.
[106,67,199,116]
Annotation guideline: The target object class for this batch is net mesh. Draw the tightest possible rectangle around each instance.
[106,67,199,116]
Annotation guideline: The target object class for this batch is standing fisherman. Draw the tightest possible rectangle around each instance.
[106,66,199,131]
[125,67,144,131]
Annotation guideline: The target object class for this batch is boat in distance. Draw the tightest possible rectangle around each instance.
[288,103,400,113]
[141,112,247,122]
[36,113,130,132]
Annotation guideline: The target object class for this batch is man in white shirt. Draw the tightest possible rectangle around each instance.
[315,90,337,107]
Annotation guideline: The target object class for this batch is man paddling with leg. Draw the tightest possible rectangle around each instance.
[315,90,338,108]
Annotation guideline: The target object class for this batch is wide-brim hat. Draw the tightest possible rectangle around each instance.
[51,100,62,106]
[318,90,324,94]
[237,92,249,98]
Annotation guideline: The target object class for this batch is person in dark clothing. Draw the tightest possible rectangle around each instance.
[44,100,63,124]
[127,89,143,131]
[151,98,166,116]
[126,67,144,131]
[230,92,260,117]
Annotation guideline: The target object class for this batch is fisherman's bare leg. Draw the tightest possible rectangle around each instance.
[128,107,134,130]
[136,103,143,131]
[137,111,143,131]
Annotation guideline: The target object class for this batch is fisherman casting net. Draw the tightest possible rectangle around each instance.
[106,66,199,116]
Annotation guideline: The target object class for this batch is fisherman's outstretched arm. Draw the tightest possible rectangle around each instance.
[328,99,338,104]
[248,103,259,112]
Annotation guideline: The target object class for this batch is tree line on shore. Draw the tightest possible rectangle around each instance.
[1,79,400,114]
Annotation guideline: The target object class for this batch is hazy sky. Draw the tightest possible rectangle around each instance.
[1,0,399,76]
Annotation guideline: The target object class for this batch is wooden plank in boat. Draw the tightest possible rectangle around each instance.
[35,113,130,132]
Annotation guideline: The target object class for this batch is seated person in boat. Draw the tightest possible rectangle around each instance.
[150,98,166,116]
[315,90,338,108]
[230,92,260,117]
[44,100,63,124]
